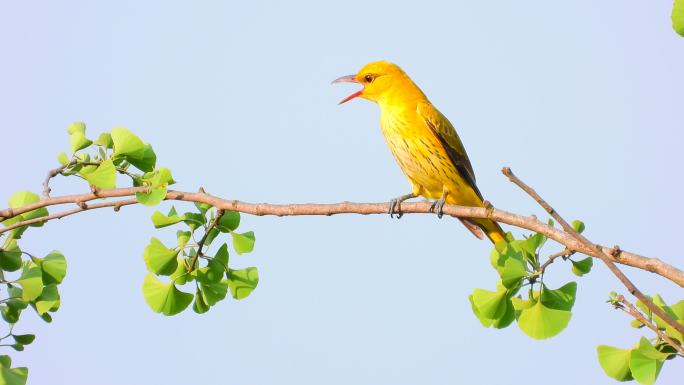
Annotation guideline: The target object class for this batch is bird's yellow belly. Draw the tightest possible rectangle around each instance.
[380,118,459,199]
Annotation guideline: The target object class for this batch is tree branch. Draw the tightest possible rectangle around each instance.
[613,294,684,356]
[0,199,138,235]
[1,187,683,288]
[42,160,76,198]
[501,167,684,336]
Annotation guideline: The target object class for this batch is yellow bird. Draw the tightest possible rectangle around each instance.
[333,61,505,244]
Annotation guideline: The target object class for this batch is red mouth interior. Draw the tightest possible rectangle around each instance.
[339,89,363,104]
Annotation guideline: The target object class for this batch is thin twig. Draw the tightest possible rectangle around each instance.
[42,160,76,198]
[0,199,137,235]
[613,294,684,355]
[188,209,224,272]
[539,248,574,274]
[502,167,684,336]
[1,188,682,287]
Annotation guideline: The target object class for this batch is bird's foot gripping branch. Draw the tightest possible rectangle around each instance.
[0,124,682,385]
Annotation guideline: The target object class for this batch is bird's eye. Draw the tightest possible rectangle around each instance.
[364,74,375,83]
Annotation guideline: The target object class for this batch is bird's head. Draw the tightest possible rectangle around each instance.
[332,61,423,105]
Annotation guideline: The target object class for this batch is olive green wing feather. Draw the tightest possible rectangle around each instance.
[416,101,483,200]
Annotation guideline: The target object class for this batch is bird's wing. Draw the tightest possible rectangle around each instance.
[416,100,483,200]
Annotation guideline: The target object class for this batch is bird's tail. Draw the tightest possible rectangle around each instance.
[478,219,506,244]
[460,217,506,244]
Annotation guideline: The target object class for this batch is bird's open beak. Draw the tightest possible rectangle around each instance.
[332,74,362,105]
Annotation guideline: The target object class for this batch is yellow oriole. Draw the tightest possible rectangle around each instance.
[333,61,505,244]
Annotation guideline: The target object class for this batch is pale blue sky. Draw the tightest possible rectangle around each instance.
[1,1,683,384]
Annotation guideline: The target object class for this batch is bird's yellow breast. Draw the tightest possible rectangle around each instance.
[379,107,459,199]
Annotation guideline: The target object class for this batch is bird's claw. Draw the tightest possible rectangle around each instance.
[388,193,416,219]
[430,198,446,219]
[389,198,403,219]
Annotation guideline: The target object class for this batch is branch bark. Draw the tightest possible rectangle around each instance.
[613,294,684,356]
[1,187,682,289]
[502,167,684,337]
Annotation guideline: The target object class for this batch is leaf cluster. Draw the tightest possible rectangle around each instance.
[598,294,684,385]
[469,220,590,339]
[143,205,259,315]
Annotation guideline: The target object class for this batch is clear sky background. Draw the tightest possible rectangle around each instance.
[1,1,683,384]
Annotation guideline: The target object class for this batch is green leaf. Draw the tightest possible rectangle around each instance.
[571,257,593,277]
[111,127,145,159]
[636,337,670,360]
[508,239,537,263]
[469,295,493,327]
[217,211,240,232]
[183,213,206,230]
[176,231,191,248]
[1,306,20,324]
[94,132,113,148]
[511,296,536,311]
[69,124,92,154]
[143,238,179,275]
[500,256,527,289]
[16,264,43,301]
[67,121,86,135]
[136,187,166,207]
[34,284,60,315]
[12,334,34,345]
[669,300,684,320]
[9,345,23,352]
[491,299,515,329]
[0,356,9,368]
[526,232,546,253]
[516,283,576,340]
[227,267,259,300]
[127,144,157,172]
[490,243,528,288]
[232,231,255,254]
[81,159,116,189]
[40,250,67,284]
[169,258,191,285]
[630,338,667,385]
[648,296,684,349]
[469,292,514,329]
[149,167,174,188]
[197,259,225,284]
[200,280,228,306]
[0,239,23,272]
[39,312,52,323]
[57,152,69,166]
[194,202,212,215]
[674,0,684,37]
[6,287,26,311]
[192,288,210,314]
[136,168,174,206]
[470,288,508,320]
[571,220,585,233]
[142,274,193,316]
[540,282,577,311]
[7,191,48,225]
[214,243,229,265]
[517,300,572,340]
[150,210,185,228]
[0,364,28,385]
